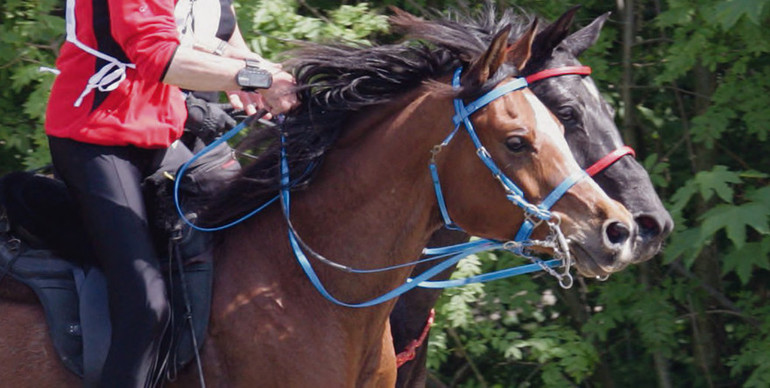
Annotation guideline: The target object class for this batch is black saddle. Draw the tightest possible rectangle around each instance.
[0,141,237,384]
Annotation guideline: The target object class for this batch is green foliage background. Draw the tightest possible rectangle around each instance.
[2,0,769,386]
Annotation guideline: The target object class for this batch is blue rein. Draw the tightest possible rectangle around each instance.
[174,67,583,307]
[174,114,280,232]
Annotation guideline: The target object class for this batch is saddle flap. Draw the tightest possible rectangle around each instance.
[76,267,111,386]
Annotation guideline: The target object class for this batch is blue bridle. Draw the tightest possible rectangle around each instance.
[432,68,587,242]
[418,68,588,290]
[174,67,585,307]
[278,68,584,306]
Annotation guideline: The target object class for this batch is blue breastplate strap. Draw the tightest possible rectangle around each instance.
[279,143,518,307]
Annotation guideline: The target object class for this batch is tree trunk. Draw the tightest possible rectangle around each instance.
[689,62,726,388]
[618,0,638,148]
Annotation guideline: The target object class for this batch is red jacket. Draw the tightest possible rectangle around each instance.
[45,0,186,148]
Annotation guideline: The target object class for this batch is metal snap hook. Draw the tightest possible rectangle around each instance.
[559,272,574,289]
[548,213,562,227]
[502,241,521,251]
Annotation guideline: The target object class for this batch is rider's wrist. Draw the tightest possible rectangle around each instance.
[235,59,273,92]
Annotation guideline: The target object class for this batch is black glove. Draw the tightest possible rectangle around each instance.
[184,94,237,144]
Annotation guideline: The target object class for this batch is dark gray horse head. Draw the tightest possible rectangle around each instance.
[523,7,673,266]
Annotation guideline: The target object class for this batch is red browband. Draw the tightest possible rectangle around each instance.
[585,145,636,176]
[525,65,592,84]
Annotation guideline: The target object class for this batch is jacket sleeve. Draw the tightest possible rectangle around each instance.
[109,0,180,81]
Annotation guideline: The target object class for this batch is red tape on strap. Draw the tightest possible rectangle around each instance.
[585,146,636,177]
[395,309,436,368]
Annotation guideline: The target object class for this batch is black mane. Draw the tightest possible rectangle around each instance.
[202,4,536,226]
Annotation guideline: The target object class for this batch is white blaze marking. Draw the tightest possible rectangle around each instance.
[523,91,576,170]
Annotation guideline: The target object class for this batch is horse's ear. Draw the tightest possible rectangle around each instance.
[561,12,610,57]
[506,19,539,71]
[530,5,580,62]
[462,24,513,87]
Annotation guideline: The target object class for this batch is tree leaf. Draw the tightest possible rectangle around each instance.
[747,186,770,208]
[712,0,768,29]
[669,180,698,213]
[694,165,742,203]
[741,170,770,179]
[722,239,770,285]
[699,203,770,248]
[662,227,703,267]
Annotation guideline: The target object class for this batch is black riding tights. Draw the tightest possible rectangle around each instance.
[49,136,190,388]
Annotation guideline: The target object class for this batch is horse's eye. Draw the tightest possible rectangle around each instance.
[557,106,577,123]
[505,136,529,153]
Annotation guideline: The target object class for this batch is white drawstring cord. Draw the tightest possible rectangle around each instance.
[65,0,135,107]
[73,62,128,107]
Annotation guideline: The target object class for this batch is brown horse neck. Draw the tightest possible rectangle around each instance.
[204,86,458,386]
[288,87,457,289]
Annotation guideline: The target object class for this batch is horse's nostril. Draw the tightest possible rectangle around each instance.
[635,214,672,240]
[605,221,631,246]
[636,215,660,239]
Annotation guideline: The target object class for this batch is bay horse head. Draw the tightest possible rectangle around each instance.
[525,7,673,264]
[426,22,636,278]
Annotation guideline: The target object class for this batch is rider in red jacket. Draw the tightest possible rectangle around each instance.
[46,0,185,147]
[45,0,297,386]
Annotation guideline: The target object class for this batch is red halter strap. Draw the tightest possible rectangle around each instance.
[585,145,636,176]
[395,308,435,367]
[525,65,592,83]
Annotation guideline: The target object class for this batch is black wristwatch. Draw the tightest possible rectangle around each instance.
[236,59,273,91]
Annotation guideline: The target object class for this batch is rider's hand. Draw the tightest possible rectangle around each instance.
[227,90,264,117]
[185,94,237,144]
[227,59,298,118]
[259,67,299,115]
